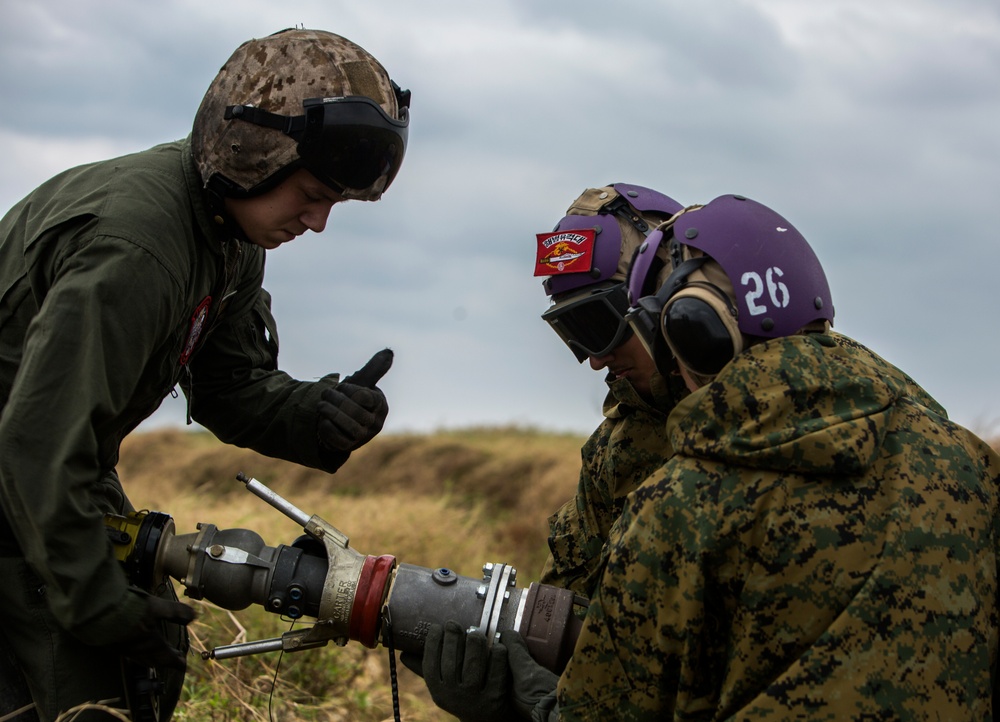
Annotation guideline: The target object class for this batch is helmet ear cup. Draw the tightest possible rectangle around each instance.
[661,285,743,376]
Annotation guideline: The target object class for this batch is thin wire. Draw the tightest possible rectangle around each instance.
[268,621,293,722]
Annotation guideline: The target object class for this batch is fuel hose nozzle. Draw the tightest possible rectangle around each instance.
[108,472,584,673]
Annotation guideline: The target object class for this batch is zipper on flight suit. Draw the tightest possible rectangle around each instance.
[177,237,243,424]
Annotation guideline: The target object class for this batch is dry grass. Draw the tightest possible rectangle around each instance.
[116,427,585,721]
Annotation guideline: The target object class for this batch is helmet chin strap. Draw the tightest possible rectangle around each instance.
[203,179,254,246]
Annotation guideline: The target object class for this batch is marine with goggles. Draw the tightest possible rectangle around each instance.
[0,28,409,721]
[534,183,691,594]
[538,185,681,366]
[407,183,695,722]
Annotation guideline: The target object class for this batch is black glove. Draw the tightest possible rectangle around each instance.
[317,349,393,452]
[399,648,424,677]
[420,621,513,722]
[499,629,560,720]
[114,593,197,671]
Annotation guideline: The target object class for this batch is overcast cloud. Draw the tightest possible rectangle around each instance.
[2,0,998,438]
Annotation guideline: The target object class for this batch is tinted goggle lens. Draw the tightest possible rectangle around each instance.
[624,296,663,361]
[300,97,409,198]
[543,285,633,362]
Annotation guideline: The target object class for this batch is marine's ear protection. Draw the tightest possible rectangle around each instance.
[658,253,743,377]
[625,212,696,378]
[629,250,743,378]
[628,193,836,381]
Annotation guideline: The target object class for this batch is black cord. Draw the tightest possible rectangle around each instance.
[383,618,402,722]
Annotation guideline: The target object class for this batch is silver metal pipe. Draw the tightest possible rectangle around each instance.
[235,472,310,527]
[204,638,285,660]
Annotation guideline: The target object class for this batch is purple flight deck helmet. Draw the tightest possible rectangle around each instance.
[537,183,684,362]
[627,194,834,376]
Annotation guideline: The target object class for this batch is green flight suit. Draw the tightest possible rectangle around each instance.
[0,139,347,720]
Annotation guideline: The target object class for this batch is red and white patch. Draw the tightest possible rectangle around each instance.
[534,229,595,276]
[179,296,212,365]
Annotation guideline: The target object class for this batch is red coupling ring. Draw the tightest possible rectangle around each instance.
[349,554,396,648]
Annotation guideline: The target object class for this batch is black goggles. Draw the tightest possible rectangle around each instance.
[225,82,410,199]
[542,283,634,363]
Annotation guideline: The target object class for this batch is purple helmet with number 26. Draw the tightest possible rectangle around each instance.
[627,194,834,377]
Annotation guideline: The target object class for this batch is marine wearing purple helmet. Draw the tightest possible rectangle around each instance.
[538,183,685,364]
[408,183,691,722]
[626,194,834,384]
[548,195,994,722]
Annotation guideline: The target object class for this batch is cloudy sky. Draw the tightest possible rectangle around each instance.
[2,0,998,439]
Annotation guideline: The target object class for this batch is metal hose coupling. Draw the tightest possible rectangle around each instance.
[152,473,399,658]
[383,562,585,674]
[108,472,584,670]
[349,553,397,648]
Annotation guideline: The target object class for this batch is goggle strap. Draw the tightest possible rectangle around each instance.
[391,80,412,111]
[653,256,710,306]
[225,105,307,138]
[602,195,652,236]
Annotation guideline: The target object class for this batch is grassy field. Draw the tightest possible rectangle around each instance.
[116,427,586,722]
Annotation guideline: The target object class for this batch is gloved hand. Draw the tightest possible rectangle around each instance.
[399,648,424,677]
[499,629,560,720]
[317,349,393,452]
[418,621,513,722]
[114,593,197,671]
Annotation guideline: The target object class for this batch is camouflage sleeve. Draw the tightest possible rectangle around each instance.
[540,396,674,598]
[556,460,724,720]
[539,420,617,596]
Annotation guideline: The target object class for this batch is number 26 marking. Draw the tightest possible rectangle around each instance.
[741,267,789,316]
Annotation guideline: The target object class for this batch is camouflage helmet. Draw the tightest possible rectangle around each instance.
[192,28,410,201]
[535,183,683,362]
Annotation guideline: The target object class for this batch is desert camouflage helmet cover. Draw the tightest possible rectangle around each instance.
[192,28,401,199]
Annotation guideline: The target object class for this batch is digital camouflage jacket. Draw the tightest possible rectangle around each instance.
[539,371,683,597]
[537,332,938,601]
[0,140,346,646]
[557,333,1000,720]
